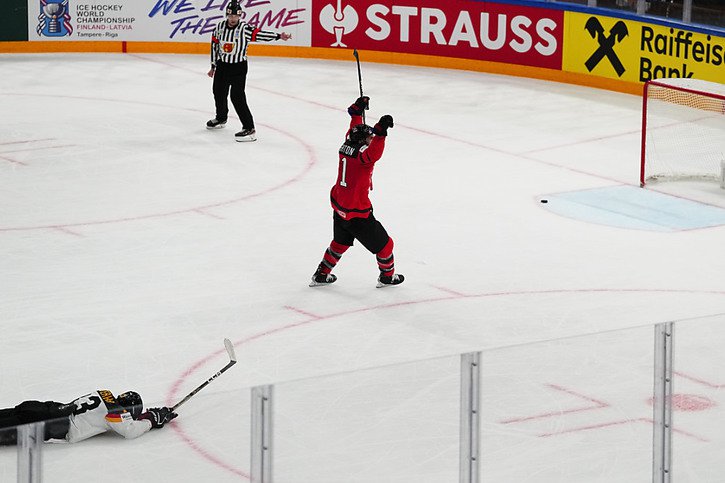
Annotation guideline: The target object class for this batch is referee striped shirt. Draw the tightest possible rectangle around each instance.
[210,20,280,66]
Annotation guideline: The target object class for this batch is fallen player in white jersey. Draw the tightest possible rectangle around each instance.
[0,389,177,445]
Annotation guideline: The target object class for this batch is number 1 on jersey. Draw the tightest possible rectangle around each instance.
[339,157,348,187]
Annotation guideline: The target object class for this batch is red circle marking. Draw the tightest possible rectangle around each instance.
[168,288,725,478]
[0,93,317,232]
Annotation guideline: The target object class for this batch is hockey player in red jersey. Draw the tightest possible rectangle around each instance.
[0,390,177,445]
[310,96,404,288]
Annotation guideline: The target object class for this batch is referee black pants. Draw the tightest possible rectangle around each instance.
[213,61,254,130]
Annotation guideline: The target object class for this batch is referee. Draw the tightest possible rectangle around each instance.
[206,1,292,142]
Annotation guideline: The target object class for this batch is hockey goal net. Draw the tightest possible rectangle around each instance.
[640,78,725,187]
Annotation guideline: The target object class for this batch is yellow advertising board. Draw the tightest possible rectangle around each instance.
[563,11,725,85]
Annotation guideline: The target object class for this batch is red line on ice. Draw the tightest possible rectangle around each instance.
[168,288,725,477]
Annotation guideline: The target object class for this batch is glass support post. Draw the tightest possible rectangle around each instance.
[460,352,480,483]
[17,422,43,483]
[251,385,273,483]
[652,323,674,483]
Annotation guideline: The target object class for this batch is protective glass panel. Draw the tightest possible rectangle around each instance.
[646,0,685,20]
[672,314,725,481]
[556,0,590,5]
[274,355,460,483]
[596,0,641,12]
[692,1,725,26]
[479,327,654,482]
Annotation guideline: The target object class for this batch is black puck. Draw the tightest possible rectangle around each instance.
[540,199,548,203]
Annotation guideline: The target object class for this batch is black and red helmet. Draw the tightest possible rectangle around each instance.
[116,391,143,419]
[349,124,374,143]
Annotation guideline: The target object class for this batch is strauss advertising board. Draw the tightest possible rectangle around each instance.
[311,0,564,69]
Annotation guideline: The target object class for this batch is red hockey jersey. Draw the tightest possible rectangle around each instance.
[329,114,386,220]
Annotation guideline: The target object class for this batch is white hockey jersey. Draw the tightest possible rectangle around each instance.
[65,390,151,443]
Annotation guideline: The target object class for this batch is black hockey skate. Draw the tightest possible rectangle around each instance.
[235,128,257,142]
[309,269,337,287]
[376,273,404,288]
[206,118,227,130]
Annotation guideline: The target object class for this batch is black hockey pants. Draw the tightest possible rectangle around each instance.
[0,401,73,445]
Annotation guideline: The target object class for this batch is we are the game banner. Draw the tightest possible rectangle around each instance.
[28,0,312,43]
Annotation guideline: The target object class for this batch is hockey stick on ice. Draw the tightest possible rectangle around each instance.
[353,49,366,123]
[171,338,237,412]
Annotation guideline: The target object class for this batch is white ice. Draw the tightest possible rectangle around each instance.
[1,53,725,482]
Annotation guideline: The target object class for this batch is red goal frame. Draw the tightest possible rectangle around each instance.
[640,79,725,187]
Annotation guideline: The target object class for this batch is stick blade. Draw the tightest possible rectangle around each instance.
[224,338,237,362]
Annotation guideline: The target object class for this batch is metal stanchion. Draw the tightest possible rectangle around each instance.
[251,385,273,483]
[652,322,674,483]
[17,422,44,483]
[460,352,481,483]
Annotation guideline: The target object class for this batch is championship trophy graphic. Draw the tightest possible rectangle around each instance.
[319,0,358,47]
[37,0,74,37]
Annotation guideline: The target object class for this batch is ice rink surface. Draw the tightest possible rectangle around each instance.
[1,53,725,482]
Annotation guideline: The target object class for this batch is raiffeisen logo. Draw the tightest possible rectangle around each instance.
[313,0,564,69]
[584,17,629,77]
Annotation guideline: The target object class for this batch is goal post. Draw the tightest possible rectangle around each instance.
[640,78,725,187]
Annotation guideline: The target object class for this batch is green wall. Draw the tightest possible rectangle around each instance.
[1,0,28,41]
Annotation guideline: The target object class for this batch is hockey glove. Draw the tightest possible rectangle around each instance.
[348,96,370,117]
[374,115,394,136]
[138,407,178,429]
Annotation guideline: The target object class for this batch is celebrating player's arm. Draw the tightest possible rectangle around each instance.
[346,96,394,164]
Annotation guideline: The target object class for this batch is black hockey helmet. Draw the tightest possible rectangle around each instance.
[349,124,374,143]
[116,391,143,419]
[226,1,242,16]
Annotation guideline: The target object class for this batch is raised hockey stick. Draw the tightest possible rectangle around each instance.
[353,49,366,123]
[170,338,237,412]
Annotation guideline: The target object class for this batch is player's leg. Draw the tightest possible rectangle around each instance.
[0,405,23,445]
[310,214,353,286]
[44,402,73,441]
[0,400,67,445]
[0,406,22,431]
[349,214,404,287]
[0,425,18,445]
[16,401,72,441]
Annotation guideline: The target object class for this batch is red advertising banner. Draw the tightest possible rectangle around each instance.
[311,0,564,69]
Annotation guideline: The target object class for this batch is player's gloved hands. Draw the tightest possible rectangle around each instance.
[348,96,370,117]
[139,407,178,429]
[374,115,394,136]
